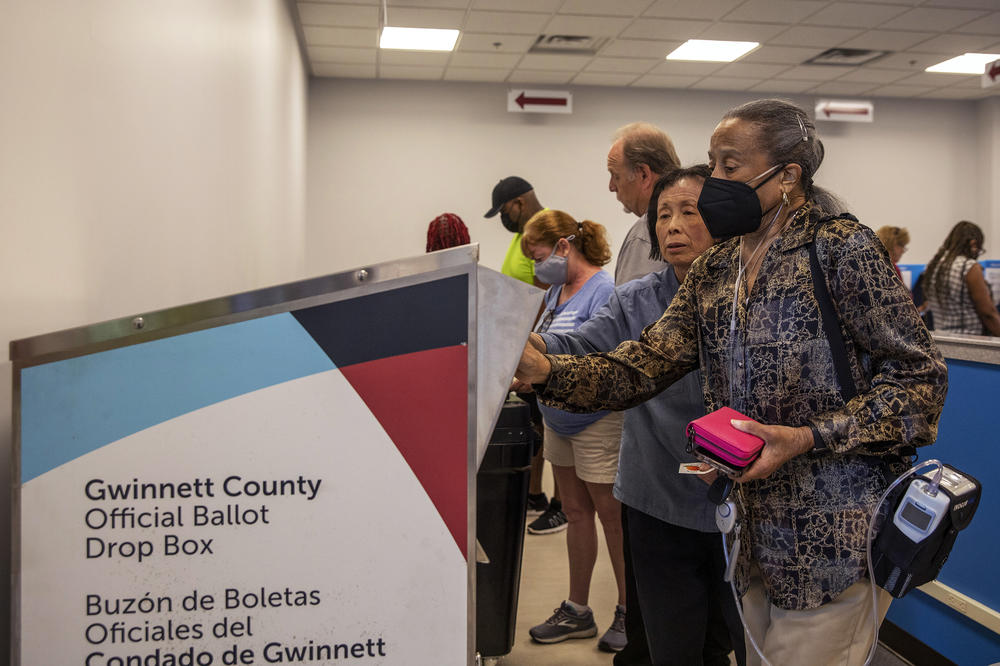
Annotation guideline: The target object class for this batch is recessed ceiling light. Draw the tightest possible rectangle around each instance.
[666,39,759,63]
[926,53,1000,74]
[379,26,459,51]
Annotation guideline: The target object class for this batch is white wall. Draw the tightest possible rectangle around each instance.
[0,0,308,654]
[979,97,1000,252]
[307,78,993,278]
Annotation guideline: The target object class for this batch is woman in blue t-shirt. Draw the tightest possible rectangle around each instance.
[519,210,625,652]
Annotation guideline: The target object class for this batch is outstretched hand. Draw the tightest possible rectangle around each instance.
[516,339,552,386]
[730,420,813,482]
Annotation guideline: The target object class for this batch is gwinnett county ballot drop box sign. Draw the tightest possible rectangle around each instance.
[11,249,481,665]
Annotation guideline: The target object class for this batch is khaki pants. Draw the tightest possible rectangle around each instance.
[743,569,892,666]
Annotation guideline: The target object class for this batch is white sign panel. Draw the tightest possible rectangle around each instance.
[983,59,1000,88]
[15,271,475,665]
[815,99,874,123]
[507,88,572,114]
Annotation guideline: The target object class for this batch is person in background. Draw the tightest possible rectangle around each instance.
[605,121,681,665]
[517,99,947,666]
[484,177,568,535]
[426,213,469,252]
[518,210,626,652]
[875,225,909,281]
[924,220,1000,336]
[524,165,745,665]
[607,122,681,285]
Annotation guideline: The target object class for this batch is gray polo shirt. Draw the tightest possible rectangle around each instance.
[613,214,670,286]
[541,267,717,532]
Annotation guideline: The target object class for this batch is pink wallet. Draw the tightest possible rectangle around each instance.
[685,407,765,476]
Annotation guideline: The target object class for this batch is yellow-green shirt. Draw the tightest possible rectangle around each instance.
[501,233,534,285]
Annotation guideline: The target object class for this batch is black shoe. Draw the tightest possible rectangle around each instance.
[527,504,568,535]
[527,492,549,516]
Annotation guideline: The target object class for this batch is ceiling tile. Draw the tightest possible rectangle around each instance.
[465,11,551,34]
[839,0,920,4]
[769,26,865,47]
[444,67,511,81]
[385,7,465,29]
[379,0,469,7]
[572,72,642,85]
[834,67,910,83]
[380,65,445,80]
[519,53,592,71]
[631,73,701,88]
[543,15,632,36]
[507,69,575,84]
[739,45,828,65]
[714,62,792,78]
[881,8,988,32]
[775,65,853,81]
[380,51,452,67]
[802,3,909,28]
[747,79,818,93]
[955,12,1000,36]
[601,39,679,58]
[895,70,975,86]
[297,3,378,28]
[650,61,726,76]
[560,0,650,17]
[723,0,827,25]
[921,0,998,9]
[696,22,787,42]
[457,33,536,52]
[839,30,936,51]
[308,46,377,64]
[621,18,712,40]
[304,26,378,48]
[920,87,992,98]
[954,75,995,88]
[585,57,657,74]
[868,84,937,96]
[908,33,997,54]
[472,0,561,11]
[807,81,879,95]
[875,51,951,70]
[450,52,522,68]
[690,76,764,91]
[644,0,742,21]
[312,63,377,78]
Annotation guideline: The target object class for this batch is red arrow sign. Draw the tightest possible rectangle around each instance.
[516,92,568,108]
[990,62,1000,82]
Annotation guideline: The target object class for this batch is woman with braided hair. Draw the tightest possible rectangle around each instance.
[924,221,1000,336]
[425,212,470,252]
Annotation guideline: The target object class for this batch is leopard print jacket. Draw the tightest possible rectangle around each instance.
[538,203,947,610]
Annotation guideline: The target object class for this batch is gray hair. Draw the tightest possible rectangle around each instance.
[613,122,681,177]
[722,99,848,216]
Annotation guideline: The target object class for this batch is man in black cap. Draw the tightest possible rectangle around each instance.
[485,176,567,535]
[485,176,547,289]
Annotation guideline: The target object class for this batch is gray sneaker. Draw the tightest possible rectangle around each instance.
[529,601,598,644]
[597,604,627,653]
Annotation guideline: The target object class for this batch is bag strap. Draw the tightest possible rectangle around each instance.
[808,216,858,402]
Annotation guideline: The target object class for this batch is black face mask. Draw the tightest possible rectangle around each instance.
[499,206,520,233]
[696,164,784,239]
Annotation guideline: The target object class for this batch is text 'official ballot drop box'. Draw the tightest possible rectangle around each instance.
[10,245,541,666]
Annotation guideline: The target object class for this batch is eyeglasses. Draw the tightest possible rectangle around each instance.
[536,309,555,334]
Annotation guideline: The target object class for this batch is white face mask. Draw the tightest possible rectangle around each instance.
[533,235,575,285]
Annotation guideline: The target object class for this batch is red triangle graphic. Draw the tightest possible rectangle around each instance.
[339,345,468,557]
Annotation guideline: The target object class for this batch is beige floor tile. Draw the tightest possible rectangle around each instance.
[496,466,620,666]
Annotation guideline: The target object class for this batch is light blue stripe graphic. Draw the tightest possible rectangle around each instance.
[20,313,335,482]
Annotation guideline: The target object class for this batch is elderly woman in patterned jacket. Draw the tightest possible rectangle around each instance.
[515,99,947,666]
